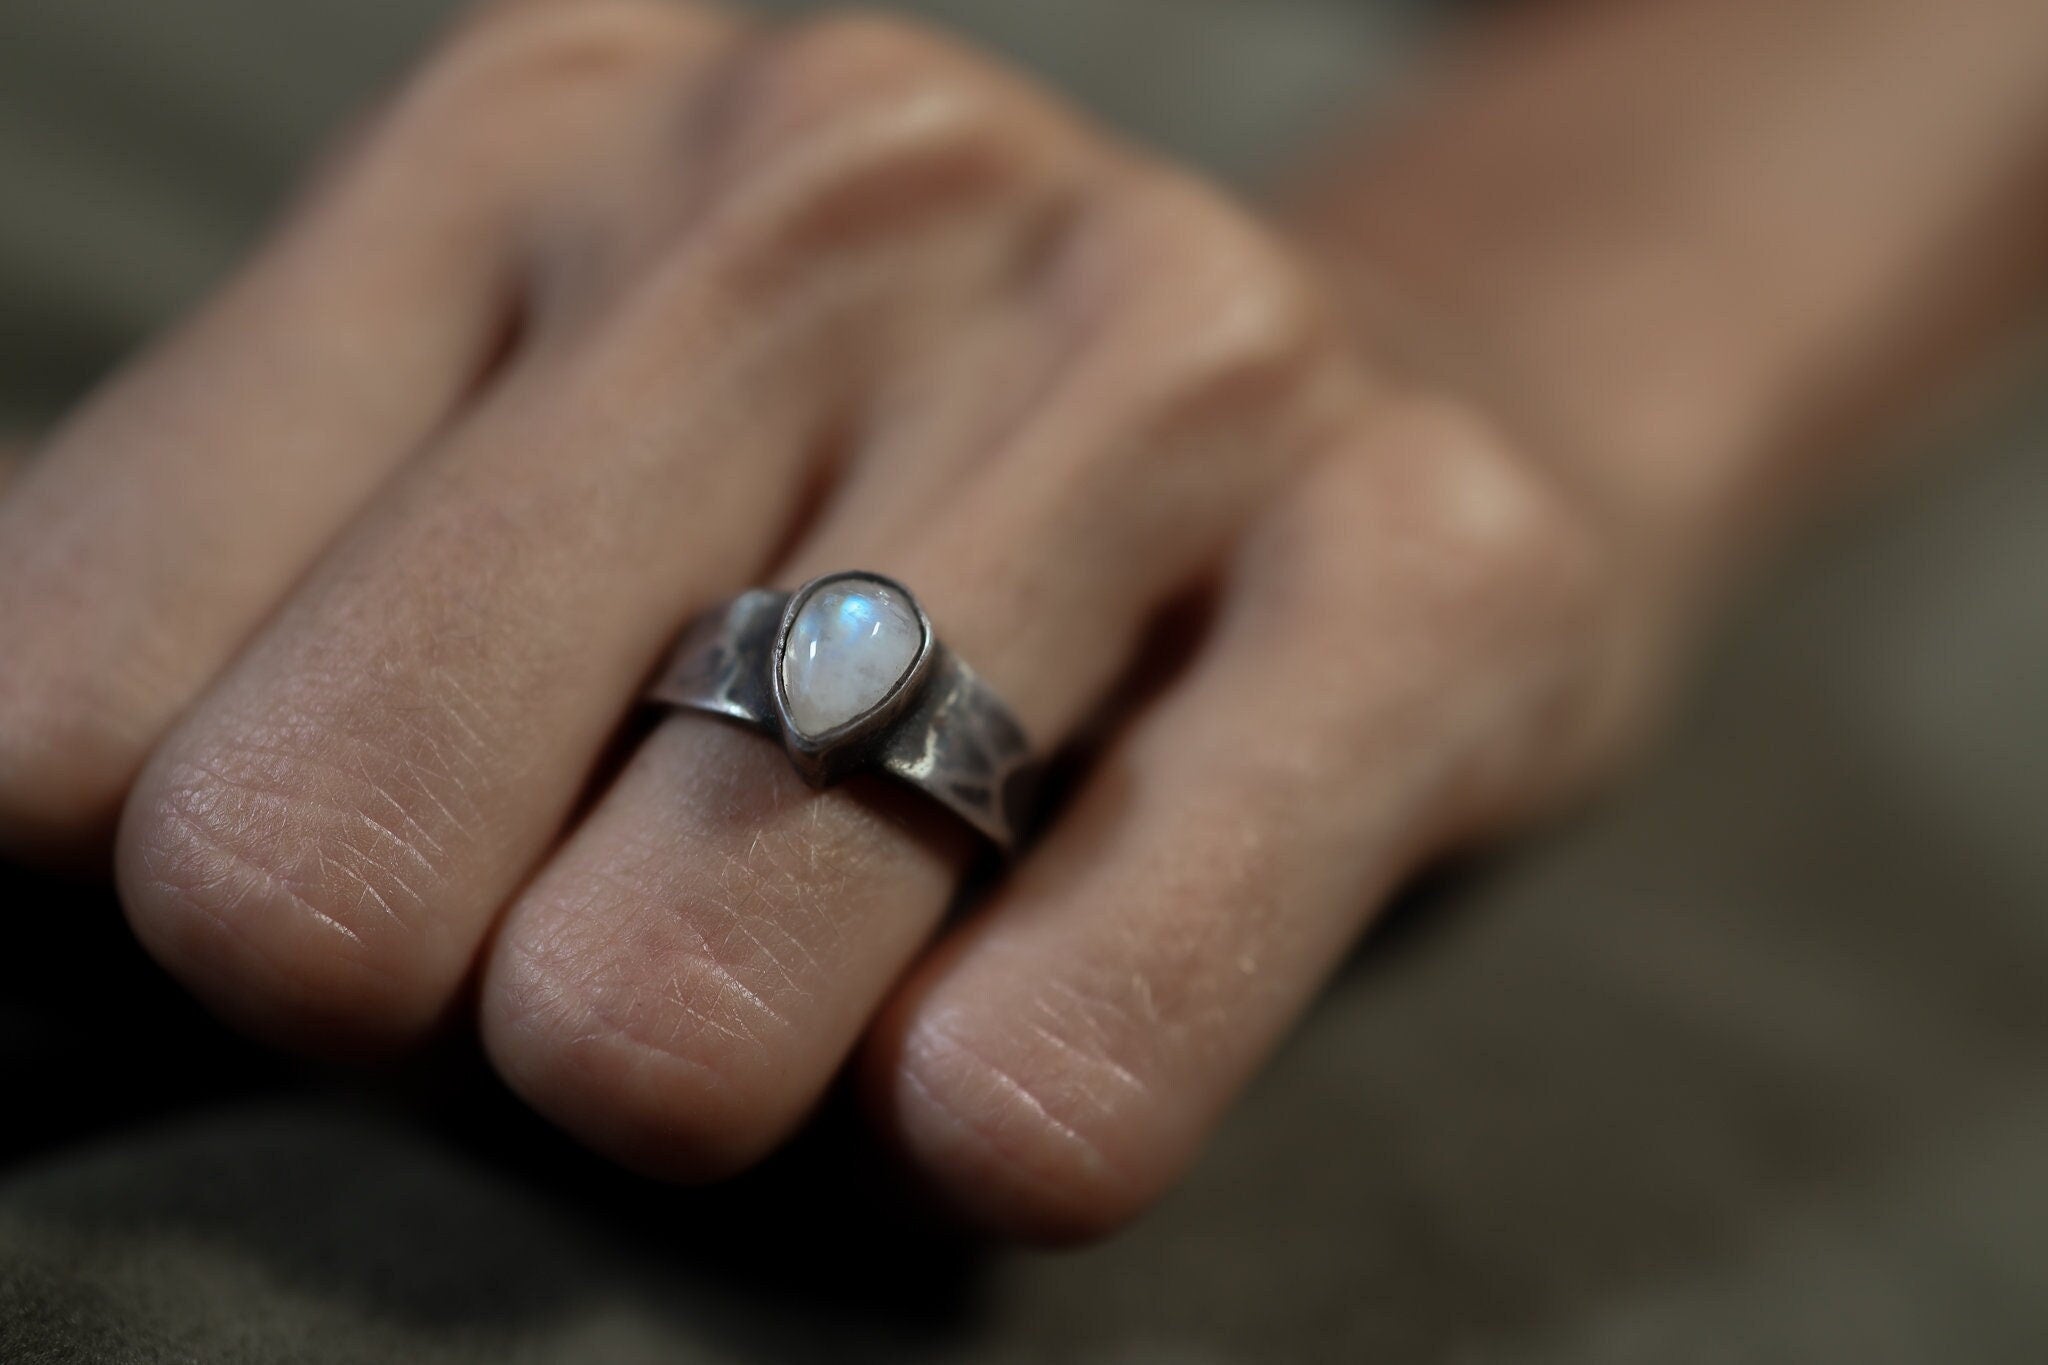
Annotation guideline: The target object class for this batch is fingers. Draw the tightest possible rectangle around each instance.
[0,0,736,866]
[113,8,1100,1053]
[44,2,1636,1238]
[479,149,1361,1178]
[862,398,1622,1241]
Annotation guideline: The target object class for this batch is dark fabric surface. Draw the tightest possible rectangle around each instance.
[3,3,2047,1361]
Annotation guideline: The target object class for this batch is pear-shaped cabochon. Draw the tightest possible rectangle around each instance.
[779,577,922,737]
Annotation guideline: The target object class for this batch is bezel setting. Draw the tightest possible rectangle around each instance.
[769,571,937,786]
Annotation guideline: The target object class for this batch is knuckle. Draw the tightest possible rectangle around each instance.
[1342,393,1610,635]
[435,0,701,94]
[365,0,708,174]
[1405,399,1608,626]
[751,9,991,123]
[481,818,826,1181]
[1250,393,1620,816]
[1078,169,1343,422]
[116,723,462,1050]
[879,1011,1158,1243]
[704,10,1059,235]
[1371,397,1626,817]
[485,918,788,1182]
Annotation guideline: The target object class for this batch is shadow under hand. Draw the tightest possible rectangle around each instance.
[0,861,989,1360]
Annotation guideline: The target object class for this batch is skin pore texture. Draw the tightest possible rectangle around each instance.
[0,0,2045,1243]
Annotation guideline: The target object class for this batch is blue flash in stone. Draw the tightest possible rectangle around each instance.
[780,577,922,737]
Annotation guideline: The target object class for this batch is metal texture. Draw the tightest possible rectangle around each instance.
[647,576,1041,852]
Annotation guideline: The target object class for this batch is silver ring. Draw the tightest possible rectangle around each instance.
[646,572,1042,853]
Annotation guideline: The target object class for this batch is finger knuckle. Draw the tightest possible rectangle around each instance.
[482,810,835,1181]
[1392,397,1608,630]
[752,9,994,126]
[704,10,1059,240]
[367,0,706,175]
[436,0,702,96]
[485,908,792,1182]
[1242,395,1621,825]
[1078,169,1344,427]
[117,721,465,1050]
[1289,394,1606,646]
[881,1012,1158,1243]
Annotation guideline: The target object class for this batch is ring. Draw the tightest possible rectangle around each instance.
[647,572,1043,853]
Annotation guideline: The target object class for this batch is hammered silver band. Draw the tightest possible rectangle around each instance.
[646,575,1041,852]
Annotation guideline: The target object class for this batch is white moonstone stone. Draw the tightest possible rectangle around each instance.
[780,577,923,737]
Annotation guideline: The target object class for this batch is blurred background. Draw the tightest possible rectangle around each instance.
[3,1,2046,1361]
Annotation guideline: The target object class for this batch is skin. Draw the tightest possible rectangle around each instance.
[2,0,2045,1242]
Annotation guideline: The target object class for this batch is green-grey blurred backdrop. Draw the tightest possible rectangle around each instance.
[2,2,2046,1362]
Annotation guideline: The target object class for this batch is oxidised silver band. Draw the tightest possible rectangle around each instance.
[646,575,1041,853]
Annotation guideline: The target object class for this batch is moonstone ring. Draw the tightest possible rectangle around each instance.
[646,572,1042,852]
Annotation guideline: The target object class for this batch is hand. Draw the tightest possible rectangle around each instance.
[3,1,1680,1241]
